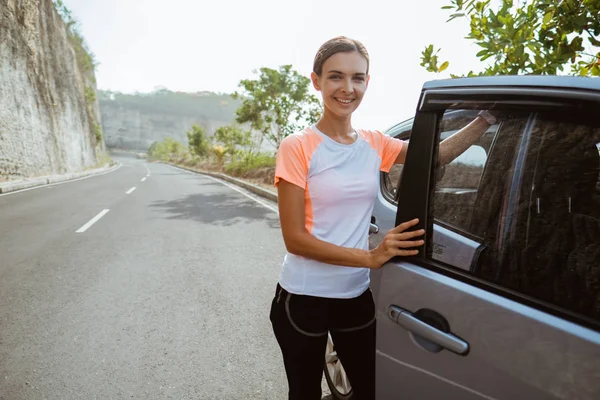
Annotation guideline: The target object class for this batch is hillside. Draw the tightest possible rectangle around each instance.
[98,89,242,151]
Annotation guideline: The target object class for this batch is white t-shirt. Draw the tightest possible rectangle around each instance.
[274,125,405,299]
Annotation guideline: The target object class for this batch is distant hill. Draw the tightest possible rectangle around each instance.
[98,89,242,151]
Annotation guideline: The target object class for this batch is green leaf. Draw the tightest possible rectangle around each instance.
[438,61,450,72]
[543,12,553,26]
[448,13,465,22]
[514,45,524,59]
[442,5,454,9]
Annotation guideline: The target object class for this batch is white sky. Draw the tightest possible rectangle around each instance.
[64,0,482,130]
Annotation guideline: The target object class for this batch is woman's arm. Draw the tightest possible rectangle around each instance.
[277,179,425,269]
[393,111,496,165]
[438,113,495,165]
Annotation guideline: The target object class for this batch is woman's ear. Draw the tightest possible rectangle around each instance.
[310,72,321,91]
[366,74,371,88]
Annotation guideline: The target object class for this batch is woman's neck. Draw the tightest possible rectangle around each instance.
[315,109,355,141]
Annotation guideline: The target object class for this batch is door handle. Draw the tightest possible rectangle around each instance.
[388,306,469,355]
[370,216,379,234]
[369,223,379,234]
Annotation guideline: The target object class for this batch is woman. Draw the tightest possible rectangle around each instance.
[270,36,496,400]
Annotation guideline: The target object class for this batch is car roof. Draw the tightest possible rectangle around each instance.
[423,75,600,92]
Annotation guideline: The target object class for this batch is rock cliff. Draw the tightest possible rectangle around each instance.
[0,0,104,181]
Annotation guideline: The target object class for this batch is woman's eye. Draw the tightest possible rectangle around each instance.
[353,77,365,82]
[329,75,341,80]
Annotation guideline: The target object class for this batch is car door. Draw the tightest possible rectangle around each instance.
[371,110,495,301]
[369,119,412,300]
[376,82,600,400]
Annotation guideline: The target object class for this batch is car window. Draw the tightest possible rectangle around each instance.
[432,110,498,232]
[427,109,600,323]
[382,122,411,202]
[506,113,600,322]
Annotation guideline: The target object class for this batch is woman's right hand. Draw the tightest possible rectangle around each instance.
[369,218,425,269]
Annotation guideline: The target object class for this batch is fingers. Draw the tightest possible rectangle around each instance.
[385,239,424,250]
[397,230,425,240]
[392,218,420,233]
[377,238,423,261]
[397,249,419,256]
[384,245,419,256]
[386,230,425,243]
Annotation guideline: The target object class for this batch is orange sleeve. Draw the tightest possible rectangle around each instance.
[274,135,309,189]
[379,132,405,172]
[361,129,406,173]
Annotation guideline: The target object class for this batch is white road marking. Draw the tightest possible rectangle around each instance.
[0,162,122,197]
[76,209,110,233]
[126,187,136,194]
[145,165,151,177]
[141,177,147,182]
[205,176,279,214]
[168,165,279,215]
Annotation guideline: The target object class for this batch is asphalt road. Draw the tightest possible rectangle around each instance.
[0,152,301,399]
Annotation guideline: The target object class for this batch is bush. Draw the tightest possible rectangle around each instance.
[225,151,275,176]
[93,122,102,144]
[147,137,186,162]
[186,124,210,157]
[85,86,96,104]
[53,0,97,74]
[96,151,111,167]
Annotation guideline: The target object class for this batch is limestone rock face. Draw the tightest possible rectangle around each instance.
[0,0,102,181]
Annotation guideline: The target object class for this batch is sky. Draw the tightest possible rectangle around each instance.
[63,0,483,131]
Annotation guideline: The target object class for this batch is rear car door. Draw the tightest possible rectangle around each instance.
[375,78,600,400]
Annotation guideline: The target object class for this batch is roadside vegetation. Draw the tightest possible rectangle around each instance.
[52,0,106,159]
[147,65,321,186]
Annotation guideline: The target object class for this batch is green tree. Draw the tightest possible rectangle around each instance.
[212,125,252,156]
[186,124,210,157]
[233,65,322,149]
[147,137,185,161]
[421,0,600,76]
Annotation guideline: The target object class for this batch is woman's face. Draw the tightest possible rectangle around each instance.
[311,51,369,119]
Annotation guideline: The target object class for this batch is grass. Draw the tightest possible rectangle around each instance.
[225,152,276,176]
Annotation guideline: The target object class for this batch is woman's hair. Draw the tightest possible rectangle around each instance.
[313,36,369,76]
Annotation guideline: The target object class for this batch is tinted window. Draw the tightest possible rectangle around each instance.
[432,110,499,232]
[427,109,600,323]
[507,113,600,321]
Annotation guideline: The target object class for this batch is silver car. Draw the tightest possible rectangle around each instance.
[325,76,600,400]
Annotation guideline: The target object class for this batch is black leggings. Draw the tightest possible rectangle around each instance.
[270,283,376,400]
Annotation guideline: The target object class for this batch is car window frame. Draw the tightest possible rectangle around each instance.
[380,119,412,205]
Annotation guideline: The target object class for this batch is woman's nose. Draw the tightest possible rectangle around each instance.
[342,78,353,93]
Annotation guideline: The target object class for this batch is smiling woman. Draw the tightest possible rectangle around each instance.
[268,36,425,400]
